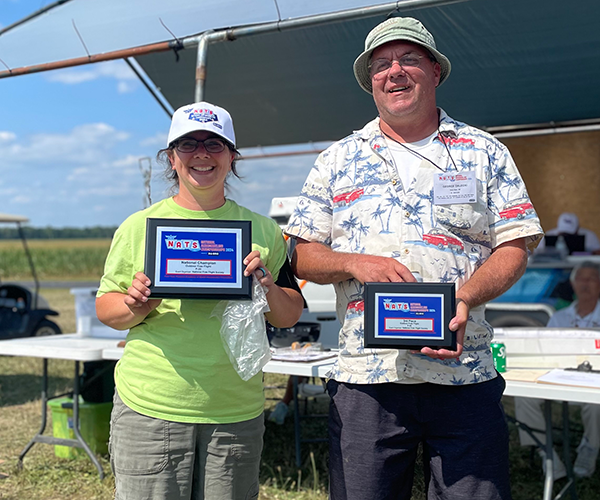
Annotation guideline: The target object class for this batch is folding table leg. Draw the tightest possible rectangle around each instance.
[560,402,578,500]
[17,359,105,480]
[18,358,49,466]
[72,361,105,480]
[543,400,554,500]
[293,375,302,468]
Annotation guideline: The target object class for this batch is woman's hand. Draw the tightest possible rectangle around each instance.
[97,272,162,330]
[243,250,274,291]
[243,250,304,328]
[124,272,162,314]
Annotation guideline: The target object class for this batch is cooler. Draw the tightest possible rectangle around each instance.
[48,397,112,458]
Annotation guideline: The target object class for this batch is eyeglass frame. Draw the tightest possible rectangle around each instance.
[368,52,436,79]
[172,136,230,154]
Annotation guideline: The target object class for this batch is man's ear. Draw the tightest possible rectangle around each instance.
[433,62,441,87]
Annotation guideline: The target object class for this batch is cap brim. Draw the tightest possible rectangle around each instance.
[168,128,236,149]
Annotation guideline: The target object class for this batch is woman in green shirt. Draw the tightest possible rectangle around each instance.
[96,102,304,500]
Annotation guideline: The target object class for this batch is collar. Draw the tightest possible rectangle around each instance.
[573,300,600,321]
[355,108,458,143]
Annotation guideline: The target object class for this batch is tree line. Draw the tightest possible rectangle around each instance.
[0,226,117,240]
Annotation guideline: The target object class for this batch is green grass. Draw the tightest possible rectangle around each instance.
[2,287,600,499]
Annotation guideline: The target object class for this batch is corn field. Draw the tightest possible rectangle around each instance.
[0,239,111,280]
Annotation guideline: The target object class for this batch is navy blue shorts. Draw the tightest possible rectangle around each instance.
[327,376,511,500]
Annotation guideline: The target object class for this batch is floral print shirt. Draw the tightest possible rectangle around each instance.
[285,109,544,385]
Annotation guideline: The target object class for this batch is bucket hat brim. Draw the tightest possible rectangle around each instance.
[353,17,451,94]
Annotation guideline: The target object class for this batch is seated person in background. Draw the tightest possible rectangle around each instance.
[537,212,600,255]
[515,262,600,478]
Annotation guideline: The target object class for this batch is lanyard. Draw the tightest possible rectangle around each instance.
[381,127,459,172]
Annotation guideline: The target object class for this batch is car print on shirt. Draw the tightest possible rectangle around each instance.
[499,198,535,220]
[333,188,364,209]
[423,228,464,253]
[346,299,365,319]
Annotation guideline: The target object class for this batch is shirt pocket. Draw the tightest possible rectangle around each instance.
[434,203,489,242]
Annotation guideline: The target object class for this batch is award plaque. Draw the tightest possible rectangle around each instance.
[364,282,456,350]
[144,218,252,300]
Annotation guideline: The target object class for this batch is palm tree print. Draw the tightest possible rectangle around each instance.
[282,113,541,386]
[384,192,402,233]
[371,204,387,234]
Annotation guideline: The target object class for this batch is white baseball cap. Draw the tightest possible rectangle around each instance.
[557,212,579,234]
[167,101,236,148]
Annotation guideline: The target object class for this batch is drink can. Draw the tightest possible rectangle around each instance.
[491,341,506,373]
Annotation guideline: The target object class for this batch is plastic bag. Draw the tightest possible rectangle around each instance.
[210,276,271,381]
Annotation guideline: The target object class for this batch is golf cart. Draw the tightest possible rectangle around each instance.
[0,213,61,339]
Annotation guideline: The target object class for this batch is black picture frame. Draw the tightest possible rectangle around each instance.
[144,218,252,300]
[364,282,456,350]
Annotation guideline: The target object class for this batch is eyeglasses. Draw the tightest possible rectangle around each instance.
[174,137,227,154]
[369,53,428,78]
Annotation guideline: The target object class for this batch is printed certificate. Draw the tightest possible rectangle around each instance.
[144,218,252,299]
[364,282,456,349]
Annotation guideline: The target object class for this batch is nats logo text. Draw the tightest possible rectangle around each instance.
[383,300,409,311]
[164,235,200,251]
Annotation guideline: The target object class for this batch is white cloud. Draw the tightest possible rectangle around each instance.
[0,131,16,142]
[11,194,32,204]
[1,122,129,165]
[45,60,138,92]
[140,132,167,147]
[117,80,136,94]
[0,120,320,226]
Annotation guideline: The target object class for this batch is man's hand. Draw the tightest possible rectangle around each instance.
[292,240,418,284]
[418,298,468,360]
[346,254,417,284]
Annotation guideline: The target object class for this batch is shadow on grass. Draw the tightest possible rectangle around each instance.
[0,373,72,407]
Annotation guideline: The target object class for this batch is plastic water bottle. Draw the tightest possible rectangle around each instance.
[556,235,569,259]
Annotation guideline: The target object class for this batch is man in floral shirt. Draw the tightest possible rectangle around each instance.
[286,15,543,500]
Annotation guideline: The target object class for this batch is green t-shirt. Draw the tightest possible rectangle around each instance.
[97,197,286,424]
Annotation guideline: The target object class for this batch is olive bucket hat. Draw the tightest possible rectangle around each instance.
[353,16,452,94]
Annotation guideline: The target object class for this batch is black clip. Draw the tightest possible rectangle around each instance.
[565,361,600,373]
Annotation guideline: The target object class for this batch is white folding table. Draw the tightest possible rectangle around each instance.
[0,334,125,479]
[5,334,600,499]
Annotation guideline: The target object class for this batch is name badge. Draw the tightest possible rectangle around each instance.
[433,172,477,205]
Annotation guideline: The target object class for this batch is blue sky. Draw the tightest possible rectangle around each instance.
[0,0,323,228]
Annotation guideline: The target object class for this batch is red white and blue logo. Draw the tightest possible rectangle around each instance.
[184,108,223,129]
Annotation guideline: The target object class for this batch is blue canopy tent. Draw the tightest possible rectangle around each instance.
[1,0,600,148]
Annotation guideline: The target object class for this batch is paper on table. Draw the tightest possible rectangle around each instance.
[537,369,600,389]
[502,369,550,382]
[270,352,337,363]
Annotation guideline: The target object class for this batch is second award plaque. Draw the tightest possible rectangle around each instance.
[144,218,252,300]
[364,282,456,350]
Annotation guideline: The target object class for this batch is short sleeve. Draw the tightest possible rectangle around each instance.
[266,227,287,282]
[583,229,600,253]
[96,223,134,297]
[486,142,544,252]
[285,150,335,244]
